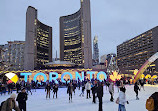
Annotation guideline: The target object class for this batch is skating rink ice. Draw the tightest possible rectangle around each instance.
[0,85,158,111]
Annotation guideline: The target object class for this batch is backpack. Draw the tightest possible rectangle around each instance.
[0,101,5,111]
[146,97,155,111]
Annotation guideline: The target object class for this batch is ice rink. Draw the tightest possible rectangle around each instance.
[0,85,158,111]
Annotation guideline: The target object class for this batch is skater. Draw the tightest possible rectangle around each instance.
[26,82,32,95]
[7,83,12,94]
[16,82,21,93]
[109,82,114,102]
[134,82,140,100]
[79,84,85,97]
[117,87,129,111]
[139,79,145,91]
[0,83,2,95]
[85,81,91,99]
[1,93,20,111]
[73,82,77,95]
[91,82,97,103]
[116,80,120,92]
[45,83,51,99]
[67,83,73,103]
[53,84,58,98]
[105,80,110,90]
[1,84,6,95]
[16,88,28,111]
[32,81,36,92]
[97,82,103,111]
[78,81,81,90]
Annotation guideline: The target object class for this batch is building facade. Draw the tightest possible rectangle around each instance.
[60,0,92,68]
[0,41,25,71]
[24,6,52,70]
[117,26,158,75]
[93,35,99,65]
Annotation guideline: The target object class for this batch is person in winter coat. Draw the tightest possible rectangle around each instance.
[45,83,52,99]
[1,93,20,111]
[97,82,103,111]
[116,80,120,92]
[117,87,129,111]
[139,79,145,91]
[16,88,28,111]
[1,84,6,95]
[79,84,85,97]
[16,82,21,93]
[7,83,12,94]
[67,83,73,103]
[91,82,97,103]
[109,82,114,102]
[85,81,91,99]
[73,82,77,95]
[26,82,32,95]
[134,82,140,100]
[53,84,58,98]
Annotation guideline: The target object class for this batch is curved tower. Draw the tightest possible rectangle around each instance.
[60,0,92,68]
[24,6,52,70]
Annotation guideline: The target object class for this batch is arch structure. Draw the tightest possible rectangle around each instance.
[134,52,158,82]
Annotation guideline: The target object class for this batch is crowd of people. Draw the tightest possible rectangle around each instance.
[0,78,158,111]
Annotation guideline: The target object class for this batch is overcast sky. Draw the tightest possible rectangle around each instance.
[0,0,158,58]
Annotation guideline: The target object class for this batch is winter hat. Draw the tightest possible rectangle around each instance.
[10,93,16,99]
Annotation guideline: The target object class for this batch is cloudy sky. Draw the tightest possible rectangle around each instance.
[0,0,158,58]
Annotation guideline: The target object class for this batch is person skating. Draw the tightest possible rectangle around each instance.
[116,87,129,111]
[91,82,97,103]
[134,82,140,100]
[53,84,58,98]
[1,93,20,111]
[1,84,6,95]
[16,88,28,111]
[0,83,2,95]
[79,84,85,97]
[78,81,81,90]
[45,83,51,99]
[97,82,103,111]
[116,80,120,92]
[26,82,32,95]
[32,81,36,92]
[67,82,73,103]
[73,82,77,95]
[109,82,114,102]
[139,79,145,91]
[7,83,12,94]
[85,81,91,99]
[16,82,21,93]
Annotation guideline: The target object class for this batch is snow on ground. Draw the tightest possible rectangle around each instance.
[0,85,158,111]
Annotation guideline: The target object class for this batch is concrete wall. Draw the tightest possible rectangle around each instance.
[24,6,37,70]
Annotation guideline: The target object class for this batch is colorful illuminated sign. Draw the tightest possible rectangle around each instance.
[109,71,122,81]
[5,73,19,84]
[7,71,107,84]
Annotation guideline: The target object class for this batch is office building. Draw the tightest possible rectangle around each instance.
[24,6,52,70]
[60,0,92,68]
[117,26,158,75]
[1,41,25,71]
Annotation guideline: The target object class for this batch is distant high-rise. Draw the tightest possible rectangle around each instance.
[60,0,92,68]
[24,6,52,70]
[93,35,99,65]
[1,41,25,71]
